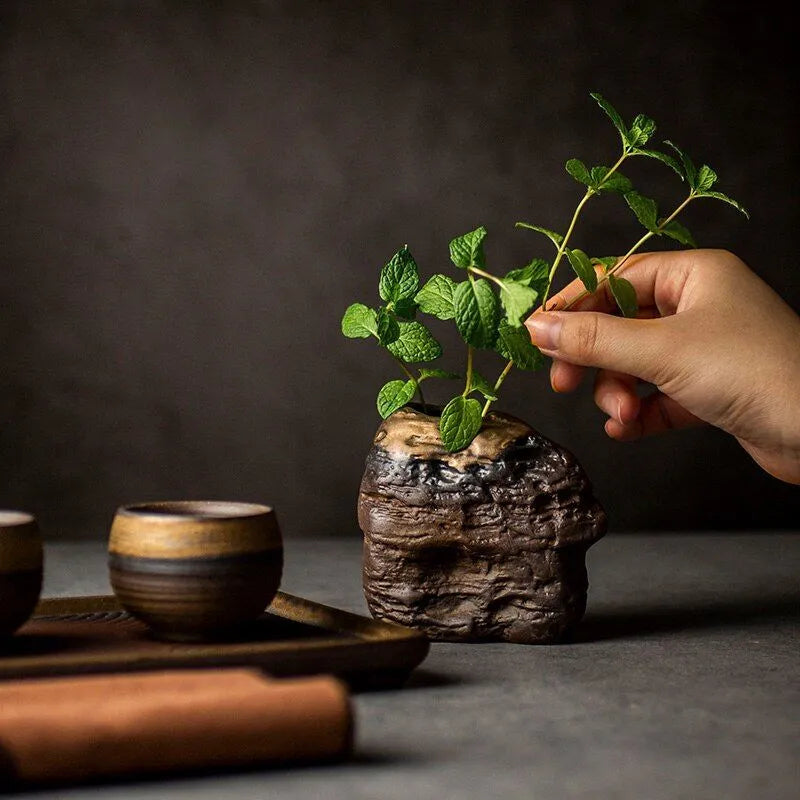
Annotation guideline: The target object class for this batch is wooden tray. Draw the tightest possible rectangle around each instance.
[0,592,429,690]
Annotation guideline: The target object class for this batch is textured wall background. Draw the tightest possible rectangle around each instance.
[1,1,798,538]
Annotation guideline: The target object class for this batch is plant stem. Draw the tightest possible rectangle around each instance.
[484,151,631,416]
[481,359,513,417]
[393,355,426,410]
[468,265,505,289]
[462,346,474,397]
[561,191,696,311]
[540,149,629,310]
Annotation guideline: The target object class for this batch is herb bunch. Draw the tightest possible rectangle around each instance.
[341,93,747,452]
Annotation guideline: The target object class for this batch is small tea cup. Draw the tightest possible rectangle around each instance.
[108,501,283,641]
[0,510,44,638]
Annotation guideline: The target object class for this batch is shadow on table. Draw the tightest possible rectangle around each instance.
[2,748,431,796]
[573,591,800,643]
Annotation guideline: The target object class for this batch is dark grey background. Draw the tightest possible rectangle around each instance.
[1,1,798,539]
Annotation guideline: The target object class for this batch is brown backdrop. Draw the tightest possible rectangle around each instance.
[1,1,798,537]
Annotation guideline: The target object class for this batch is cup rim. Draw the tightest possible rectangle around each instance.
[115,501,274,521]
[0,510,35,528]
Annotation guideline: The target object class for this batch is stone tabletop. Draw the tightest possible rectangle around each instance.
[7,533,800,800]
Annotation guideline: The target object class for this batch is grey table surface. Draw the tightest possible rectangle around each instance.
[5,533,800,800]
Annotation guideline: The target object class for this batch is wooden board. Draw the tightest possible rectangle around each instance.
[0,592,430,689]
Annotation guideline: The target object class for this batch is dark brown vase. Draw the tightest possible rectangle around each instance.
[358,407,607,644]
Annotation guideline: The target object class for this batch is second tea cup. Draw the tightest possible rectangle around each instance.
[108,500,283,641]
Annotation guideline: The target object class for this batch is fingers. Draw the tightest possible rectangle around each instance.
[550,359,585,393]
[526,311,675,386]
[544,251,694,316]
[593,370,640,425]
[604,392,705,441]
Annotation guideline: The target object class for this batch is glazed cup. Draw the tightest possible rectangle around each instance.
[0,510,44,638]
[108,501,283,641]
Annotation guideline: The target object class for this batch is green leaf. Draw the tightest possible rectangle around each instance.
[498,279,539,326]
[608,275,638,318]
[591,256,618,272]
[566,248,597,292]
[664,140,697,188]
[453,279,500,349]
[449,226,488,269]
[378,246,420,303]
[376,307,400,345]
[629,147,684,178]
[439,396,483,452]
[392,297,418,320]
[590,166,633,194]
[415,274,456,320]
[469,370,498,401]
[695,164,718,192]
[386,320,442,363]
[625,191,659,232]
[515,222,564,249]
[341,303,377,338]
[566,158,592,186]
[695,190,750,218]
[660,219,697,247]
[495,321,544,371]
[418,368,460,381]
[376,380,416,419]
[505,258,549,290]
[590,92,629,146]
[628,114,656,147]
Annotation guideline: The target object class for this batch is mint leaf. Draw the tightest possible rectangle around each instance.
[591,166,633,194]
[628,114,656,147]
[379,246,420,303]
[496,321,544,371]
[695,190,749,218]
[449,226,487,269]
[386,320,442,363]
[515,222,564,249]
[664,141,697,188]
[439,396,483,452]
[418,368,460,381]
[630,147,683,178]
[341,303,377,338]
[376,379,416,419]
[392,297,418,320]
[696,164,718,192]
[590,92,629,146]
[499,279,538,326]
[567,248,597,292]
[566,158,592,187]
[660,219,697,247]
[608,275,638,318]
[453,279,500,349]
[470,370,498,401]
[625,191,659,232]
[591,256,618,272]
[505,258,549,293]
[376,307,400,345]
[415,274,456,320]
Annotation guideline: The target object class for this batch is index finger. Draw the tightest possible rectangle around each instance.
[542,250,695,315]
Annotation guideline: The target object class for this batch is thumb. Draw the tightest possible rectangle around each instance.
[525,311,673,385]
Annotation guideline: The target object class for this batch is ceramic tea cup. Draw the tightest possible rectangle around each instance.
[0,510,44,638]
[108,501,283,641]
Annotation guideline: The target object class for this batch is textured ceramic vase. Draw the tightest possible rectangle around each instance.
[359,407,607,643]
[108,501,283,641]
[0,510,44,638]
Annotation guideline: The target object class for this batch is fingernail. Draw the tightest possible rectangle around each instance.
[526,314,562,351]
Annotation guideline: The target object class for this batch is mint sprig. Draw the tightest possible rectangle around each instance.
[342,92,748,451]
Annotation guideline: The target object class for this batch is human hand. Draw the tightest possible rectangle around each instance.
[525,249,800,484]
